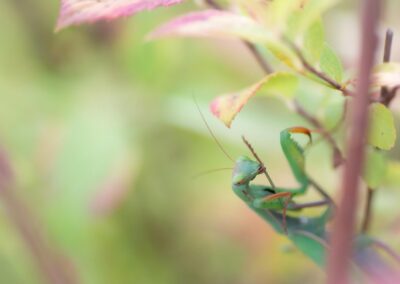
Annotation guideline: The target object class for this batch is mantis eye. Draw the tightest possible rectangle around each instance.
[236,179,245,185]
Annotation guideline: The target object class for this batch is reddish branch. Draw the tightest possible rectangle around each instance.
[0,150,78,284]
[284,39,350,96]
[326,0,380,283]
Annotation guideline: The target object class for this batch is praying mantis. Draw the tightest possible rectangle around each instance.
[230,127,334,265]
[195,101,333,264]
[232,127,332,235]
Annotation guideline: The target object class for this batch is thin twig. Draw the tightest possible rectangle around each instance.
[241,136,276,189]
[383,86,400,106]
[361,188,374,233]
[327,0,380,283]
[204,0,273,73]
[372,239,400,264]
[292,229,330,249]
[380,29,395,106]
[242,42,273,74]
[308,177,335,206]
[284,39,350,95]
[382,29,394,62]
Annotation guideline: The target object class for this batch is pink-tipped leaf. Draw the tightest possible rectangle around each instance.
[210,72,298,128]
[149,10,272,43]
[56,0,183,31]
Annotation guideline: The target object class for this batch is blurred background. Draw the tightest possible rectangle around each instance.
[1,0,400,283]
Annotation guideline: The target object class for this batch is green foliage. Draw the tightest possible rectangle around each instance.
[362,148,387,189]
[368,103,396,150]
[304,19,325,64]
[320,44,344,83]
[210,72,298,127]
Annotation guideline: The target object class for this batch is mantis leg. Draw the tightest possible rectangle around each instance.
[252,192,292,234]
[280,127,312,196]
[252,190,331,234]
[288,200,330,210]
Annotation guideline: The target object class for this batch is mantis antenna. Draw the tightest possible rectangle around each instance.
[241,135,276,189]
[192,167,233,179]
[193,97,234,162]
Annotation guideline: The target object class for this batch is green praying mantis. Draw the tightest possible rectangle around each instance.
[196,101,334,264]
[232,127,332,235]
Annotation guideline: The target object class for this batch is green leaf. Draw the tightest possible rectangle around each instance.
[362,148,387,188]
[304,19,325,64]
[368,103,396,150]
[210,72,298,127]
[320,43,344,83]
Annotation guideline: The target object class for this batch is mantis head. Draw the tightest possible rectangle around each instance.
[232,156,264,186]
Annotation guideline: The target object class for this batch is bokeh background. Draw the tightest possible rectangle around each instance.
[1,1,400,283]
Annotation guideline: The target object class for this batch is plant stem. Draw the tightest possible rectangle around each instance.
[372,239,400,264]
[308,177,335,206]
[0,149,78,284]
[361,29,394,234]
[361,187,374,233]
[284,39,350,96]
[381,29,395,106]
[326,0,380,283]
